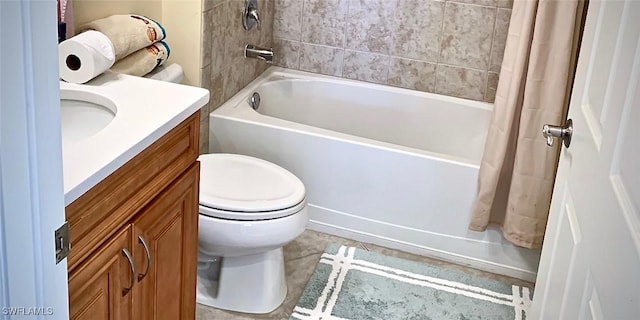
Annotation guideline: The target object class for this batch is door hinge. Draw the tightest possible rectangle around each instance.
[55,222,71,264]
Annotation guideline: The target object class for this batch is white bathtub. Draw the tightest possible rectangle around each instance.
[209,67,540,281]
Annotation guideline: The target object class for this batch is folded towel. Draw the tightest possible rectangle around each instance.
[80,14,166,60]
[110,41,170,77]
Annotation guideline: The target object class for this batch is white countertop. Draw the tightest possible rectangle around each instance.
[61,72,209,205]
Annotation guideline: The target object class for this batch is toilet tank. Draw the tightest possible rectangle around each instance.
[145,63,184,84]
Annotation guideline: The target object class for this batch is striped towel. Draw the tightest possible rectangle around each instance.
[79,14,166,61]
[110,41,171,77]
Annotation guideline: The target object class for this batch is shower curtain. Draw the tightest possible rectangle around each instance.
[469,0,587,249]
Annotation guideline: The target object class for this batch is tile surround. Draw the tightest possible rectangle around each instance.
[199,0,275,154]
[345,0,396,54]
[199,118,210,154]
[298,43,344,76]
[390,0,444,62]
[301,0,349,47]
[451,0,497,7]
[497,0,514,8]
[342,50,389,84]
[485,71,499,102]
[436,64,487,101]
[202,0,226,12]
[223,56,246,101]
[273,38,301,68]
[274,0,512,103]
[440,1,496,70]
[207,5,228,76]
[208,72,225,114]
[491,8,512,73]
[387,57,437,92]
[198,0,511,153]
[274,0,303,41]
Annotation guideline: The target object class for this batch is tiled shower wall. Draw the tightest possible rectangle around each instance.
[273,0,512,103]
[199,0,275,153]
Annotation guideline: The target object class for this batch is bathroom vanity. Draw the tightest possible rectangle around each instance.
[60,73,208,319]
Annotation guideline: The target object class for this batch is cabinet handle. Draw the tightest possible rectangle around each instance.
[121,248,136,295]
[137,235,152,281]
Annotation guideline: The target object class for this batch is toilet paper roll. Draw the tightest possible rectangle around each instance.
[58,30,116,84]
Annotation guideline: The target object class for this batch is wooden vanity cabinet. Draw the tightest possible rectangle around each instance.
[132,164,199,320]
[66,113,200,320]
[68,226,134,320]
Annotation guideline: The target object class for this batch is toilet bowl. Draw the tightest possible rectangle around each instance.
[143,65,308,313]
[196,154,308,314]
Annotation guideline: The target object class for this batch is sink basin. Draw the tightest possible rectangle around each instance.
[60,89,117,144]
[59,72,209,205]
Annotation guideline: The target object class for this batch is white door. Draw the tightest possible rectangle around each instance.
[531,1,640,319]
[0,0,69,319]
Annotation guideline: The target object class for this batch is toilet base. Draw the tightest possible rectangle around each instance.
[196,248,287,314]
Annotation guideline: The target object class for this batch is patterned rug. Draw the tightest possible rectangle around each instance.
[290,244,533,320]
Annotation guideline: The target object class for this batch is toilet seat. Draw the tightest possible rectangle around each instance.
[198,154,306,221]
[199,199,306,220]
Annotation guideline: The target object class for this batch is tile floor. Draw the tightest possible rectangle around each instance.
[196,229,534,320]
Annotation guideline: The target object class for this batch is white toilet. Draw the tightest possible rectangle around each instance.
[196,153,308,313]
[145,64,309,314]
[144,63,185,83]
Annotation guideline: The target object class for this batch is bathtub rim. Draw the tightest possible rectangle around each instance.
[210,67,494,168]
[257,67,494,112]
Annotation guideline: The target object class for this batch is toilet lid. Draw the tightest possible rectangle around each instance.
[198,154,306,217]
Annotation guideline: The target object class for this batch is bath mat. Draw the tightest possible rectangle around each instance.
[290,244,533,320]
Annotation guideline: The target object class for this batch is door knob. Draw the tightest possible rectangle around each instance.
[542,119,573,148]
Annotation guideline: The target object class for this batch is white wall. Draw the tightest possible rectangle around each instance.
[161,0,203,86]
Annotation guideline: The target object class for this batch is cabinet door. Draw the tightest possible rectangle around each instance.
[69,226,135,320]
[132,163,199,320]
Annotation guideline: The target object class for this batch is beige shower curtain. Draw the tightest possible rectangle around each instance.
[469,0,587,249]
